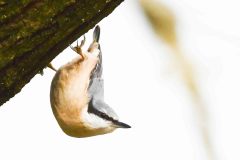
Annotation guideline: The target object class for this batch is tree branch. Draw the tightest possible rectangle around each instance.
[0,0,124,106]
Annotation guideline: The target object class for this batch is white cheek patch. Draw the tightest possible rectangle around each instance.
[81,106,111,129]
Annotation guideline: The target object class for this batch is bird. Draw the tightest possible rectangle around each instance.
[50,26,131,138]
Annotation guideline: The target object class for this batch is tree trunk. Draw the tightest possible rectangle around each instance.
[0,0,124,106]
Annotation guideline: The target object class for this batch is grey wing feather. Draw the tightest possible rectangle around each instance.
[89,98,119,120]
[88,78,104,100]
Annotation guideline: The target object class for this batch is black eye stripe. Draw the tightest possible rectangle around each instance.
[88,98,131,128]
[88,99,117,123]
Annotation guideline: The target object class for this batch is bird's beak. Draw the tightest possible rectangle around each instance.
[113,121,131,129]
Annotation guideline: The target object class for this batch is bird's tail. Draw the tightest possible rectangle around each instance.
[93,25,100,43]
[90,25,102,79]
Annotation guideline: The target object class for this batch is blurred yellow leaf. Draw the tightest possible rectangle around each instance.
[140,0,177,46]
[140,1,216,159]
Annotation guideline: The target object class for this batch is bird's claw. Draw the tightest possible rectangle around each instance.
[70,35,86,60]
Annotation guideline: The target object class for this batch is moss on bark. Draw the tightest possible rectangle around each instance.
[0,0,124,106]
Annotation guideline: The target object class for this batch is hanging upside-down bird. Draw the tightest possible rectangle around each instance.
[50,26,130,138]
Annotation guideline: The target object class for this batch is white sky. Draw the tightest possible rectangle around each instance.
[1,0,240,160]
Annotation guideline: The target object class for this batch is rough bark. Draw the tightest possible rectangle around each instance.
[0,0,124,106]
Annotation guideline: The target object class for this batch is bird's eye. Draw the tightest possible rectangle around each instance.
[101,112,107,118]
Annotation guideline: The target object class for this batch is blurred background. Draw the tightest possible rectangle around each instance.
[1,0,240,159]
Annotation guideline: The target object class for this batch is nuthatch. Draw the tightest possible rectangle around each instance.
[50,26,130,138]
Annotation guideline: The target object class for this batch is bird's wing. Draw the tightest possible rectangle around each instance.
[88,78,104,100]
